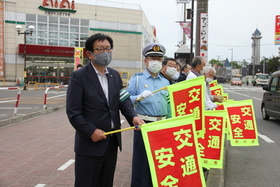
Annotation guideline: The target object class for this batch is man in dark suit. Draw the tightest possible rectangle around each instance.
[177,63,192,82]
[66,33,144,187]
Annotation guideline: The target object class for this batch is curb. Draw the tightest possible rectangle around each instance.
[0,105,66,128]
[206,137,228,187]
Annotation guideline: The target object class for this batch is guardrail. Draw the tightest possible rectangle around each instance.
[0,87,21,115]
[43,85,68,110]
[0,78,6,86]
[27,81,37,90]
[35,83,60,90]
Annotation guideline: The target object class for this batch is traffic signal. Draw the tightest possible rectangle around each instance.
[187,9,193,19]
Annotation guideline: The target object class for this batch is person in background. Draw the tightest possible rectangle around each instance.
[160,58,180,84]
[186,56,206,80]
[76,64,83,70]
[126,43,171,187]
[186,56,217,110]
[66,33,144,187]
[201,66,223,103]
[177,63,192,82]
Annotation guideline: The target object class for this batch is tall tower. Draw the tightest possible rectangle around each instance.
[251,29,262,76]
[251,29,262,65]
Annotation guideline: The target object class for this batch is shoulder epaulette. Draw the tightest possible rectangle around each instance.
[132,72,144,77]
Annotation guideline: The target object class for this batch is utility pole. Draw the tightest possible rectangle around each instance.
[195,0,208,56]
[229,49,233,79]
[190,0,194,61]
[182,3,186,45]
[252,39,255,77]
[263,57,265,73]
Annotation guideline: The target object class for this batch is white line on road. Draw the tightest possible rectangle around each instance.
[57,159,75,171]
[34,184,46,187]
[121,120,125,124]
[0,107,33,109]
[258,132,275,143]
[47,94,66,99]
[0,100,17,104]
[252,97,262,101]
[226,90,251,98]
[226,90,263,101]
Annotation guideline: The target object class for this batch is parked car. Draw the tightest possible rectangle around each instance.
[231,78,242,86]
[216,75,226,84]
[261,70,280,120]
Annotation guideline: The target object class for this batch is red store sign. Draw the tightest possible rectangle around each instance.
[18,44,86,57]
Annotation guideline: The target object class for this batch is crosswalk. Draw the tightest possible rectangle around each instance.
[223,86,264,91]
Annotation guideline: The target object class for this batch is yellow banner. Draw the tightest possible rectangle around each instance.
[199,110,227,169]
[224,99,259,146]
[74,47,83,70]
[167,77,205,137]
[141,115,206,187]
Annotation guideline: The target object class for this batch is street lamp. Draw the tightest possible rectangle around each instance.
[15,25,35,90]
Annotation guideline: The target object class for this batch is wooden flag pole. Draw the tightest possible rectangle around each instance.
[104,125,140,135]
[135,86,167,101]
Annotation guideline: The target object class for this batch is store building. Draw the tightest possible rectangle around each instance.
[1,0,158,85]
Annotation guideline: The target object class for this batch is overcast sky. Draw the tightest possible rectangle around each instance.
[80,0,280,63]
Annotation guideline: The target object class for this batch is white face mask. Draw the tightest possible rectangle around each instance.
[206,77,213,83]
[171,71,180,80]
[148,61,162,74]
[165,66,177,77]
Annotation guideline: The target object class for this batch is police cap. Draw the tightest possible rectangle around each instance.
[142,43,166,57]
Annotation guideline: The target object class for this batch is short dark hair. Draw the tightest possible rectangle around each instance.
[181,64,189,72]
[190,56,204,68]
[85,33,114,52]
[162,58,177,65]
[77,64,83,68]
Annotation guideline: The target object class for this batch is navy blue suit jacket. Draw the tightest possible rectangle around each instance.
[66,63,137,156]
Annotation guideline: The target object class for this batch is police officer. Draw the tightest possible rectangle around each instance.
[126,43,171,187]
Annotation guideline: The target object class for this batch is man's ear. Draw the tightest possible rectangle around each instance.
[143,58,148,66]
[86,51,94,60]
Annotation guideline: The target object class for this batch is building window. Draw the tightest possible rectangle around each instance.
[26,14,89,47]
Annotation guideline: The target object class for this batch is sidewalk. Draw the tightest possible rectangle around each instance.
[0,107,224,187]
[0,108,135,187]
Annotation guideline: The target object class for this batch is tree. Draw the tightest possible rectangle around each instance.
[231,61,242,68]
[261,56,280,74]
[209,59,223,67]
[240,59,249,68]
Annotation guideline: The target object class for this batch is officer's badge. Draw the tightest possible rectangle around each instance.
[152,45,161,52]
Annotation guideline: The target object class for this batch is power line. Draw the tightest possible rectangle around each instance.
[208,43,273,47]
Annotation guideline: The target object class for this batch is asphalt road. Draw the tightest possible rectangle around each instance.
[223,84,280,187]
[0,86,67,122]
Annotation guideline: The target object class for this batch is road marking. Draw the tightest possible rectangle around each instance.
[121,120,125,123]
[57,159,75,170]
[34,184,46,187]
[0,100,17,104]
[258,132,275,143]
[226,90,251,98]
[252,97,262,101]
[47,94,66,99]
[0,107,33,109]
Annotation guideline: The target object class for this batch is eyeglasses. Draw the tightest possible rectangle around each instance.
[146,57,164,62]
[93,48,113,53]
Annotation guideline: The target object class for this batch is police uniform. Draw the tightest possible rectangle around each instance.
[126,43,171,187]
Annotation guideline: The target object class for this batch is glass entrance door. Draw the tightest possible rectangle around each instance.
[27,56,74,84]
